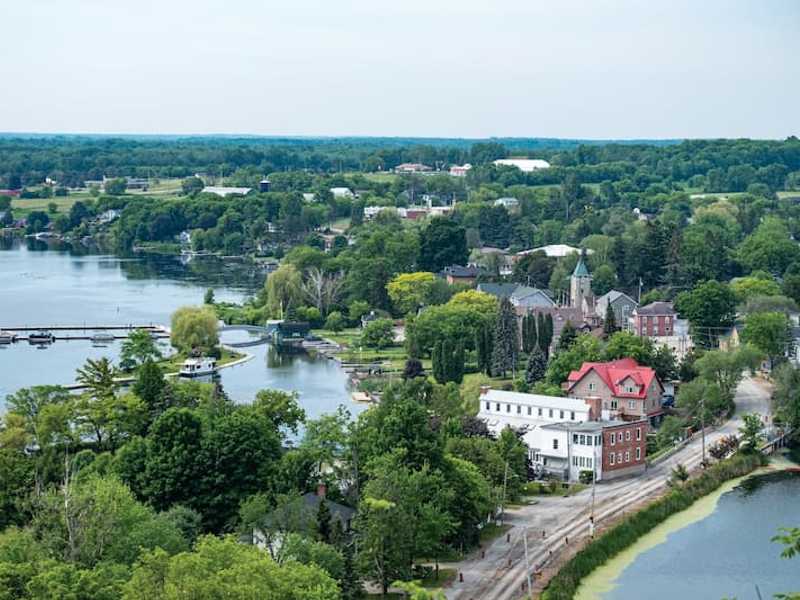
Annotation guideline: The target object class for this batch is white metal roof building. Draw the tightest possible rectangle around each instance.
[201,186,252,197]
[516,244,594,258]
[477,388,592,434]
[493,158,551,172]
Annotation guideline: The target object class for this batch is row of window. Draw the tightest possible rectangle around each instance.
[485,401,576,421]
[572,455,594,468]
[608,427,642,445]
[572,433,601,446]
[609,447,641,465]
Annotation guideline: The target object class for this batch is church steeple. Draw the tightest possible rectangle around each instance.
[570,249,593,312]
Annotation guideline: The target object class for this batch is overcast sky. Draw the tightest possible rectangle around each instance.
[1,0,798,139]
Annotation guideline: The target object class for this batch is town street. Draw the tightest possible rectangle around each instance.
[446,376,772,600]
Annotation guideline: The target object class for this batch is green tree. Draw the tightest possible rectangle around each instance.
[738,413,764,451]
[418,218,468,273]
[203,288,215,304]
[694,346,763,403]
[170,306,219,355]
[324,310,345,332]
[546,335,602,385]
[104,178,127,195]
[181,177,204,196]
[741,311,792,368]
[771,363,800,430]
[603,331,654,364]
[675,280,737,347]
[265,263,303,318]
[361,318,394,349]
[603,303,617,336]
[491,298,519,377]
[591,263,617,296]
[387,271,438,315]
[736,216,800,275]
[253,389,306,436]
[525,345,547,385]
[133,359,167,421]
[120,329,163,371]
[557,321,578,352]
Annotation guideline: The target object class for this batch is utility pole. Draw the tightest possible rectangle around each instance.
[523,528,533,598]
[700,395,706,467]
[500,461,509,525]
[589,455,596,538]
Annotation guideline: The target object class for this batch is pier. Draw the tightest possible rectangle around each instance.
[0,324,170,344]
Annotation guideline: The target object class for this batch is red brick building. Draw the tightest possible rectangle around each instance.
[631,301,676,337]
[601,419,648,478]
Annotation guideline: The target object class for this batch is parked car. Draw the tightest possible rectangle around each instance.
[661,394,675,408]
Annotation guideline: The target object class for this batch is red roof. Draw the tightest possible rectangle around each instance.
[567,358,661,399]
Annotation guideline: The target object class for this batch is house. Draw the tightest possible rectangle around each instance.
[631,301,676,337]
[441,265,481,285]
[494,197,519,210]
[595,290,638,329]
[201,186,253,197]
[493,158,551,172]
[395,163,432,174]
[449,163,472,177]
[566,358,664,425]
[0,189,21,197]
[527,419,647,482]
[477,283,556,309]
[96,209,122,225]
[515,244,593,259]
[330,187,355,198]
[477,388,597,435]
[252,483,355,551]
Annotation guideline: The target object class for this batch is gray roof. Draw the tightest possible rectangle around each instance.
[301,493,356,525]
[636,301,676,316]
[477,283,520,299]
[599,290,637,306]
[442,265,481,278]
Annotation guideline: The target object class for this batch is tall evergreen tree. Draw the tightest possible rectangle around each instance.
[432,341,444,384]
[133,359,167,422]
[603,303,617,336]
[451,342,465,384]
[476,325,494,376]
[317,497,332,543]
[525,345,547,385]
[491,298,519,378]
[537,312,554,357]
[557,320,578,352]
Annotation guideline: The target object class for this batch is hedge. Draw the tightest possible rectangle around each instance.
[541,452,767,599]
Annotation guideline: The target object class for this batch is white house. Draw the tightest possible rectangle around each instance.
[516,244,593,259]
[526,422,604,482]
[330,187,355,198]
[201,186,252,197]
[450,163,472,177]
[494,197,519,209]
[493,158,551,172]
[477,389,594,435]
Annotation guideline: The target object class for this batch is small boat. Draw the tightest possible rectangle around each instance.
[0,330,16,344]
[91,332,116,346]
[28,331,54,345]
[179,357,218,378]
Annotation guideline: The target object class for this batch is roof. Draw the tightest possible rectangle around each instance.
[636,301,676,316]
[493,158,551,172]
[517,244,594,258]
[301,493,356,524]
[572,255,590,277]
[477,283,520,299]
[482,388,590,412]
[598,290,637,306]
[201,186,252,197]
[511,286,556,307]
[442,265,480,278]
[567,358,661,399]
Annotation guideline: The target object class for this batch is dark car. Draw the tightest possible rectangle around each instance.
[661,394,675,408]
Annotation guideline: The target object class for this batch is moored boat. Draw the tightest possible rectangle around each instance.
[28,331,54,344]
[179,357,218,378]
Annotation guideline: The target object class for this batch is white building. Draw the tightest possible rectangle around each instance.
[526,422,604,482]
[494,197,519,209]
[201,186,252,197]
[477,389,594,435]
[493,158,551,172]
[516,244,593,259]
[450,163,472,177]
[330,187,355,198]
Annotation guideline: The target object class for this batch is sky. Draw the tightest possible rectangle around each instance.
[1,0,798,139]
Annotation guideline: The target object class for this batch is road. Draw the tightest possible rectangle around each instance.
[445,376,772,600]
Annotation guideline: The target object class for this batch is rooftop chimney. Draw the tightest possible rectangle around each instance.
[479,385,491,396]
[316,482,327,498]
[584,396,602,421]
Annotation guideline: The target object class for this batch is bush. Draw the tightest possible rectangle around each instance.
[360,318,395,349]
[541,452,765,600]
[324,311,345,332]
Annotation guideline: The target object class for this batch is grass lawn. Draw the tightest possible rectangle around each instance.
[329,216,351,231]
[12,195,84,218]
[159,347,244,374]
[419,567,457,589]
[314,328,411,370]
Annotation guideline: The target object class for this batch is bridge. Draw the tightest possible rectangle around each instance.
[218,325,271,348]
[760,427,795,455]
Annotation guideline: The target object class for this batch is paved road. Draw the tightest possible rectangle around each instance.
[445,376,772,600]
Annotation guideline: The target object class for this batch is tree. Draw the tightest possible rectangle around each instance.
[387,271,438,314]
[418,218,468,273]
[730,275,782,303]
[668,464,689,487]
[771,363,800,430]
[603,303,617,336]
[170,306,219,355]
[655,415,686,450]
[694,346,762,403]
[25,210,50,233]
[741,311,793,368]
[674,280,737,347]
[120,329,163,371]
[123,536,340,600]
[651,344,678,382]
[253,389,306,436]
[324,310,345,332]
[316,498,333,544]
[592,264,617,296]
[557,321,578,352]
[677,378,726,428]
[104,178,127,195]
[736,216,800,275]
[265,264,303,318]
[133,360,167,420]
[475,325,494,376]
[738,413,764,451]
[403,358,424,380]
[546,335,602,385]
[525,345,547,385]
[301,267,344,315]
[604,331,654,364]
[181,176,204,196]
[361,318,394,349]
[203,288,215,304]
[76,357,118,400]
[491,298,519,377]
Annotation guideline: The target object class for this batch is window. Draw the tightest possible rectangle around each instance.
[636,447,641,460]
[496,403,500,411]
[506,404,511,413]
[595,435,600,446]
[485,401,490,410]
[588,382,596,391]
[579,434,586,445]
[611,400,618,410]
[573,434,579,444]
[625,451,630,462]
[617,452,623,463]
[626,431,631,441]
[553,439,559,450]
[560,410,564,419]
[625,385,635,393]
[527,406,532,415]
[636,427,641,441]
[549,409,553,418]
[610,453,615,465]
[573,456,578,466]
[517,405,521,414]
[610,433,616,446]
[571,411,575,420]
[628,400,636,410]
[538,407,543,417]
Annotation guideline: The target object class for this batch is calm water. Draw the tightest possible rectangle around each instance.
[602,470,800,600]
[0,240,358,421]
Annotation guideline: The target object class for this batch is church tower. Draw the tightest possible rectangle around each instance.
[570,250,593,314]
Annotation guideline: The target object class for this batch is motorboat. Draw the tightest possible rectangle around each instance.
[179,357,218,378]
[28,331,55,345]
[91,332,116,346]
[0,330,16,344]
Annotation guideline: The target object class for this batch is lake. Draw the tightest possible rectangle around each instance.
[0,240,360,422]
[577,465,800,600]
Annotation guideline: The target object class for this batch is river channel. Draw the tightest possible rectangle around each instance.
[0,240,360,422]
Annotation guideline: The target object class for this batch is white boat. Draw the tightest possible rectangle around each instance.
[179,357,218,378]
[91,332,116,344]
[0,330,16,344]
